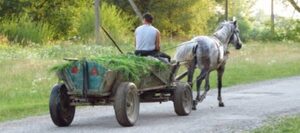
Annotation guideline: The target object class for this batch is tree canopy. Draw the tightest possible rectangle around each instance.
[0,0,299,44]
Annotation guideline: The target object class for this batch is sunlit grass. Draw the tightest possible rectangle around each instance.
[252,115,300,133]
[222,41,300,87]
[0,59,57,121]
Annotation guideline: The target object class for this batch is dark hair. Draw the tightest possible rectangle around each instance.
[143,13,153,23]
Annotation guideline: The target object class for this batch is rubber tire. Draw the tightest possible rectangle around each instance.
[173,83,193,116]
[49,83,75,127]
[113,82,140,127]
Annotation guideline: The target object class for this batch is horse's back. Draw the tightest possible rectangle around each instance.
[192,36,220,67]
[174,40,198,62]
[192,36,215,46]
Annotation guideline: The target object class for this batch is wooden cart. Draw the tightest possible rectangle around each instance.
[49,58,192,127]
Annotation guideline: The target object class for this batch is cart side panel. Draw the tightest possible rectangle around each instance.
[60,61,111,96]
[139,66,172,89]
[64,61,84,94]
[87,61,109,95]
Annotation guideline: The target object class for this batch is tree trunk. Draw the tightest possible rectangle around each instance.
[225,0,228,20]
[271,0,275,34]
[128,0,143,22]
[95,0,101,44]
[287,0,300,13]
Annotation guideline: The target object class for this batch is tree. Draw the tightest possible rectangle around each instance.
[219,0,257,41]
[0,0,31,20]
[94,0,101,44]
[286,0,300,13]
[27,0,84,39]
[103,0,216,37]
[128,0,143,22]
[271,0,275,34]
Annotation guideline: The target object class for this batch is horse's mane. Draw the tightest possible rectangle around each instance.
[213,21,234,43]
[214,21,233,31]
[174,21,235,62]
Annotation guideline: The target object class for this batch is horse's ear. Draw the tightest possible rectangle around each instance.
[233,20,237,26]
[232,17,236,21]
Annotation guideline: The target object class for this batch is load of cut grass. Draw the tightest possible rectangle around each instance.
[50,54,168,81]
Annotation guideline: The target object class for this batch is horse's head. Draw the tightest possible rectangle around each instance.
[229,20,242,50]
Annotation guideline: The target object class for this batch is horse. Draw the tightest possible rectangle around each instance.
[174,20,242,110]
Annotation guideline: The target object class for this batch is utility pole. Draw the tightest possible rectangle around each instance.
[225,0,228,20]
[271,0,275,34]
[128,0,143,22]
[95,0,101,44]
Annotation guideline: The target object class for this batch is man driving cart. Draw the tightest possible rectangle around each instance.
[134,13,171,62]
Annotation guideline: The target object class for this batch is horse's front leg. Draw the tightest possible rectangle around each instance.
[217,66,225,107]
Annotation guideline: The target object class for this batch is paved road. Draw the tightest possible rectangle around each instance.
[1,76,300,133]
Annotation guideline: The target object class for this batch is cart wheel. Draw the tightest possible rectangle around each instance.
[173,83,192,116]
[113,82,140,127]
[49,83,75,127]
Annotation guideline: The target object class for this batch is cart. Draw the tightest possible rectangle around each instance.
[49,57,192,127]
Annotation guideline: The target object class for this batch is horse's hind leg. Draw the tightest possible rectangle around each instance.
[217,66,225,107]
[198,72,210,102]
[196,56,210,102]
[195,69,207,100]
[187,66,195,87]
[191,68,207,110]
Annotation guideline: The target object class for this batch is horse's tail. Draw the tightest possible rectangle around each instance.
[174,40,198,62]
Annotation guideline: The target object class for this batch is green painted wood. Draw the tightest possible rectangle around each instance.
[61,60,108,95]
[87,61,107,93]
[65,61,83,92]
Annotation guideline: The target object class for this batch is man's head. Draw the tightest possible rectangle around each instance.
[143,13,153,24]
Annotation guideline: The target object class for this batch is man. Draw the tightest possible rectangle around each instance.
[134,13,171,62]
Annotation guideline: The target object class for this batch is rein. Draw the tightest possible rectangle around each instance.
[161,42,192,52]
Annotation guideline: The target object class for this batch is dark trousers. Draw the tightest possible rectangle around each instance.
[135,50,171,62]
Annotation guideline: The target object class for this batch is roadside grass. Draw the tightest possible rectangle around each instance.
[0,59,57,121]
[219,41,300,87]
[0,41,300,122]
[252,115,300,133]
[0,44,121,121]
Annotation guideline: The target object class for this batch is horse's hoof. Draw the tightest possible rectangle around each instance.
[219,102,225,107]
[197,95,205,102]
[192,106,197,110]
[192,100,198,110]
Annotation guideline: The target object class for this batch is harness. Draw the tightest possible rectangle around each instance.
[212,27,236,68]
[211,35,228,69]
[192,44,198,67]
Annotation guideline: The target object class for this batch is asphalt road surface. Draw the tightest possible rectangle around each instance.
[1,76,300,133]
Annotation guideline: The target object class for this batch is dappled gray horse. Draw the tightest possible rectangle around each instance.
[174,20,242,109]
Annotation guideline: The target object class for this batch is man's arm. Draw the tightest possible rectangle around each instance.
[155,30,161,51]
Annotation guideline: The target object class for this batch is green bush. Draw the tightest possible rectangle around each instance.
[275,19,300,42]
[76,8,95,42]
[0,15,54,45]
[237,17,252,42]
[246,18,300,42]
[75,2,134,44]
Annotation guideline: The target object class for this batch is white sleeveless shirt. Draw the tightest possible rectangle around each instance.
[135,24,158,51]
